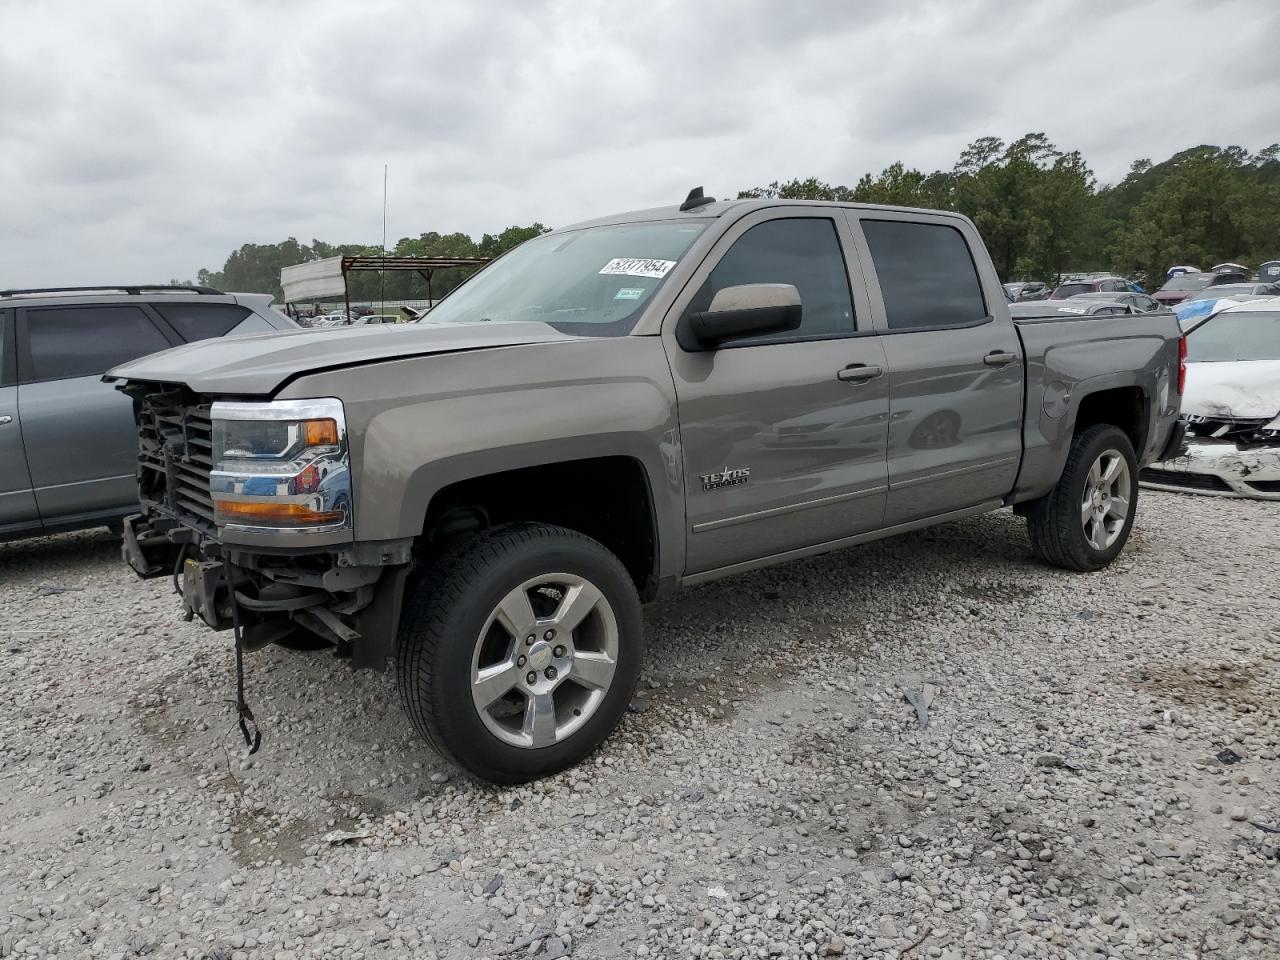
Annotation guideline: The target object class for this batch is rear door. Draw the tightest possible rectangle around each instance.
[846,213,1024,526]
[0,308,40,535]
[16,304,179,522]
[663,209,889,575]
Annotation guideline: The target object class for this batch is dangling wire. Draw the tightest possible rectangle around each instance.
[222,555,262,755]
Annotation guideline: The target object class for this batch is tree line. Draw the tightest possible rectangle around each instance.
[193,225,547,305]
[739,134,1279,289]
[190,134,1279,302]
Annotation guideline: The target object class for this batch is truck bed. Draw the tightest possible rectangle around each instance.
[1011,311,1183,503]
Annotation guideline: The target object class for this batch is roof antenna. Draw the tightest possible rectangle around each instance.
[680,186,716,212]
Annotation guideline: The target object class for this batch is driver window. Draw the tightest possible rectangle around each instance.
[684,218,856,346]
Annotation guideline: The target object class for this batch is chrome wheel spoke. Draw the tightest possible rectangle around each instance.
[472,661,519,710]
[1087,517,1106,551]
[571,651,616,690]
[1088,460,1102,486]
[1107,495,1129,522]
[523,692,557,747]
[1081,496,1095,524]
[494,586,537,639]
[553,581,603,634]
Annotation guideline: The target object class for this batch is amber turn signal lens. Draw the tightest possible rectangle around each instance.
[214,500,344,525]
[302,418,339,446]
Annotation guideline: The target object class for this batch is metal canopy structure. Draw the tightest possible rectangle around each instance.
[280,254,490,317]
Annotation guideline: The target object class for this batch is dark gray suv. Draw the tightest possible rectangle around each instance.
[0,286,295,542]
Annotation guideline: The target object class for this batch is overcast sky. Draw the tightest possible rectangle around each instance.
[3,0,1278,287]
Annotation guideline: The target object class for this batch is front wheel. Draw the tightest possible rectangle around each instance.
[1026,424,1138,572]
[396,523,642,783]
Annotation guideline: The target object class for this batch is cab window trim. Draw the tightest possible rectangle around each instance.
[855,217,992,333]
[673,213,866,351]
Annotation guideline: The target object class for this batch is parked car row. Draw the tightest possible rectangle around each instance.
[1003,261,1278,308]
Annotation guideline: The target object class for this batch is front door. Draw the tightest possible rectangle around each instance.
[663,212,890,575]
[848,214,1024,526]
[0,309,40,534]
[17,304,179,522]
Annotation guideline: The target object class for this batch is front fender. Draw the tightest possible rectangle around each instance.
[279,338,686,581]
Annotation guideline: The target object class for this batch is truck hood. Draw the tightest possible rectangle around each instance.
[105,320,578,395]
[1183,359,1280,420]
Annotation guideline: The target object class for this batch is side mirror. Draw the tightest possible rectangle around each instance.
[677,283,802,351]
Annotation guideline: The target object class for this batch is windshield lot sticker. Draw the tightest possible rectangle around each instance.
[599,258,676,279]
[614,287,646,300]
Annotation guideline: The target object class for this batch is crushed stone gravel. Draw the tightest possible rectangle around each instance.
[1,491,1276,959]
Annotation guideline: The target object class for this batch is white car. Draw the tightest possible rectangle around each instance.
[1142,298,1280,499]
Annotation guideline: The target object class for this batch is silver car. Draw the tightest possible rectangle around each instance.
[0,285,296,542]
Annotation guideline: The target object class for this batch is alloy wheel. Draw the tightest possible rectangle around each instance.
[1080,449,1131,551]
[469,573,619,749]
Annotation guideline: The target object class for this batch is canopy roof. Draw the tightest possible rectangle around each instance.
[280,255,490,304]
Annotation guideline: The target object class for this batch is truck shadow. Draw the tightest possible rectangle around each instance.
[0,527,121,582]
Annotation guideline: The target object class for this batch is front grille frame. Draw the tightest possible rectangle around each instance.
[133,386,221,535]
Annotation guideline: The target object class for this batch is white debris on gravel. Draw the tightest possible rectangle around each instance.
[1,491,1276,959]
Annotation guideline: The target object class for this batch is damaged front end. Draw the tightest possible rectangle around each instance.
[1141,414,1280,499]
[118,382,412,669]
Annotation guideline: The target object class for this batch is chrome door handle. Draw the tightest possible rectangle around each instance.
[836,363,883,383]
[983,350,1018,367]
[0,415,12,426]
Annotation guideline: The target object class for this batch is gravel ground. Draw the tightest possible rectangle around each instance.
[1,491,1277,960]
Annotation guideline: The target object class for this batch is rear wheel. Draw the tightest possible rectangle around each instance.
[396,523,642,783]
[1026,424,1138,572]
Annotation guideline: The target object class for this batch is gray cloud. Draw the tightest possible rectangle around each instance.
[2,0,1278,287]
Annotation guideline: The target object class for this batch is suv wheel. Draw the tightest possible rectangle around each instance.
[397,523,642,783]
[1026,424,1138,572]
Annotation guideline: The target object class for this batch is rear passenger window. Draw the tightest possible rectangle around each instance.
[688,218,855,345]
[862,220,988,330]
[154,302,251,342]
[24,306,173,382]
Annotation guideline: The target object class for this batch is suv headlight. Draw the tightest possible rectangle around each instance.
[209,398,352,532]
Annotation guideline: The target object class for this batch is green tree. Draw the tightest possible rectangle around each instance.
[1109,146,1280,288]
[950,133,1103,282]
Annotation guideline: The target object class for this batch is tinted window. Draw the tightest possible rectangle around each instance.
[689,218,855,344]
[154,302,251,342]
[862,220,987,329]
[1052,282,1094,299]
[25,306,172,382]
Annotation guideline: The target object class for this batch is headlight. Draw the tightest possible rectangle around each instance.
[209,398,352,533]
[1261,413,1280,441]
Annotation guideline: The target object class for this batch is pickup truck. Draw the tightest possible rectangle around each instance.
[107,194,1186,783]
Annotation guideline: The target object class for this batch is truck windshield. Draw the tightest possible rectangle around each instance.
[1187,311,1280,361]
[420,220,707,336]
[1162,275,1212,292]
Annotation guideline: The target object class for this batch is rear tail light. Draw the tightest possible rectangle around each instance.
[1177,335,1187,394]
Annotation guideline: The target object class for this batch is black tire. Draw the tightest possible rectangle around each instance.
[396,522,643,784]
[1026,424,1138,572]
